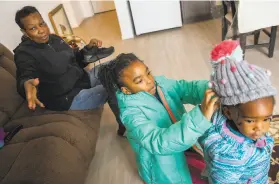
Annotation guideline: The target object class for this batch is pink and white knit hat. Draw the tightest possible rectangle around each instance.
[209,40,277,105]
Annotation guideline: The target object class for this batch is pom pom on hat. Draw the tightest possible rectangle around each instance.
[220,79,227,85]
[266,70,272,76]
[211,40,239,61]
[231,65,237,72]
[208,82,213,88]
[248,73,254,79]
[249,64,255,70]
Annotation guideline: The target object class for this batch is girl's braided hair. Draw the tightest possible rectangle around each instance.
[98,53,143,93]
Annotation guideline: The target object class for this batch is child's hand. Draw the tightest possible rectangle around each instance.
[200,89,219,121]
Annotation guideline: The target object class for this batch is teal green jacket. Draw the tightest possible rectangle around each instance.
[116,76,211,184]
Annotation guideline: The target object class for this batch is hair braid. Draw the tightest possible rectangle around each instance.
[98,53,142,93]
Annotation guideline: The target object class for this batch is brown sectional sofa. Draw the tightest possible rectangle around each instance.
[0,43,102,184]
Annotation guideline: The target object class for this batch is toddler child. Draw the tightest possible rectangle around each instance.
[199,40,277,184]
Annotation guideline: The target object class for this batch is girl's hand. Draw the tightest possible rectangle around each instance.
[200,89,219,121]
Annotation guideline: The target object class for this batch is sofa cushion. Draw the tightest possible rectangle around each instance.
[0,43,15,77]
[4,112,101,164]
[0,54,16,78]
[0,43,22,127]
[0,137,87,184]
[0,43,14,63]
[0,111,8,127]
[0,67,24,118]
[12,102,103,130]
[0,143,26,181]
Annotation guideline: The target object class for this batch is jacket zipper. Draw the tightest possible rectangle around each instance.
[48,43,55,51]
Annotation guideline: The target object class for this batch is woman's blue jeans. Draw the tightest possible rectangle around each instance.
[69,64,108,110]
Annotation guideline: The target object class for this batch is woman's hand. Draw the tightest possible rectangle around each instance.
[200,89,219,121]
[87,38,102,48]
[24,78,45,110]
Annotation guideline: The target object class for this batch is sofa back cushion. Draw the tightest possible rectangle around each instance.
[0,43,24,126]
[0,43,15,77]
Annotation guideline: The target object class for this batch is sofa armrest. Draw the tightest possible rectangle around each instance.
[0,43,14,61]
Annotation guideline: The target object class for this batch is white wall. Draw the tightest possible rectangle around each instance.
[63,2,79,28]
[114,0,135,40]
[91,1,115,13]
[79,1,94,18]
[68,1,84,28]
[68,1,94,27]
[63,1,94,28]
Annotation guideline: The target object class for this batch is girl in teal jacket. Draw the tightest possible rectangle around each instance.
[100,53,219,184]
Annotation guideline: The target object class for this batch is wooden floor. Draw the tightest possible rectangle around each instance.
[73,11,279,184]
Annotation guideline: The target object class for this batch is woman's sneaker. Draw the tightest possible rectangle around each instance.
[83,46,114,63]
[117,123,126,137]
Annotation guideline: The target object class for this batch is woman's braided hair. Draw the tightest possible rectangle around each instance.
[98,53,143,93]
